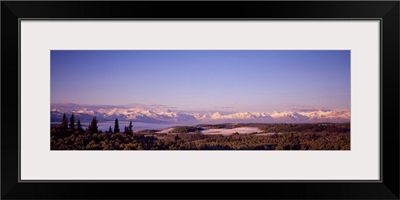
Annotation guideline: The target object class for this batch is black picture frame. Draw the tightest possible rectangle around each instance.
[1,1,399,199]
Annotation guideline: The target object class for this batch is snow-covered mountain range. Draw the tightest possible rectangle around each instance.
[51,103,350,124]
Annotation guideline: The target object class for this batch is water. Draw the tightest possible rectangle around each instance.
[96,121,174,131]
[51,121,189,131]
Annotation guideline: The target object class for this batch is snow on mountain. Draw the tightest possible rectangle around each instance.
[51,104,350,123]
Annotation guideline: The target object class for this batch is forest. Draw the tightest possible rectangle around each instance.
[51,114,350,150]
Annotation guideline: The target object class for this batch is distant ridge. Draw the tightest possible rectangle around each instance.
[51,103,350,123]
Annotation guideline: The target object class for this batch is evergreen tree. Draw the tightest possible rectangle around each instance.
[89,117,98,133]
[69,114,75,131]
[108,126,113,133]
[174,134,180,142]
[124,126,128,134]
[77,119,83,133]
[114,118,120,133]
[128,121,133,134]
[61,113,68,130]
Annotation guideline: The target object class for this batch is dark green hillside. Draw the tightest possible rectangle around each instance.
[51,118,350,150]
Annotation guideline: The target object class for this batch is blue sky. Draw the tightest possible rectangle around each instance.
[51,50,350,112]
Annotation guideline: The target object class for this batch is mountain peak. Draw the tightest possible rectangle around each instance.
[51,104,350,123]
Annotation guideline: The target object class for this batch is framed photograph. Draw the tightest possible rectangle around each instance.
[2,1,399,199]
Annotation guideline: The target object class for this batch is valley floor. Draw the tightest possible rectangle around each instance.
[51,123,350,150]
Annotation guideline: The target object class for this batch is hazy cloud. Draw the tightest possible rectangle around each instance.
[288,105,333,112]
